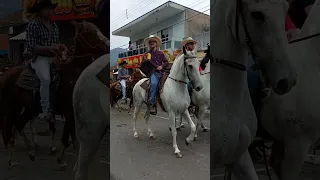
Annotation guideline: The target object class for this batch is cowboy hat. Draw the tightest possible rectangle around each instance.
[26,0,58,14]
[119,61,128,66]
[181,37,197,47]
[144,35,161,48]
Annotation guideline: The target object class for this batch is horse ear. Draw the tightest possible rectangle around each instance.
[71,20,82,28]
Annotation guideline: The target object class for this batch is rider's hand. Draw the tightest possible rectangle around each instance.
[50,44,60,52]
[157,66,163,71]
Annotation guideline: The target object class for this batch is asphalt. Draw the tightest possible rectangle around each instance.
[110,106,210,180]
[0,117,110,180]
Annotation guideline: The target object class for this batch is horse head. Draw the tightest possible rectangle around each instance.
[224,0,296,94]
[178,48,203,92]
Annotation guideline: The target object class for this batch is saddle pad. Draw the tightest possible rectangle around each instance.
[140,79,149,90]
[16,67,40,91]
[96,64,109,89]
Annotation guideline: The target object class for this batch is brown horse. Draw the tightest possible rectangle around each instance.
[110,69,145,112]
[0,20,109,167]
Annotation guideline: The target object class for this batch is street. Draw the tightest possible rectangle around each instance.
[110,105,210,180]
[0,117,110,180]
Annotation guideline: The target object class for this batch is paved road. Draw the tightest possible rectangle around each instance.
[0,118,110,180]
[110,106,210,180]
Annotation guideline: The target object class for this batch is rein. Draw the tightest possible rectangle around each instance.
[168,56,195,85]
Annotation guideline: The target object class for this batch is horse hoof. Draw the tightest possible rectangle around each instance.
[50,146,58,153]
[185,139,190,146]
[57,163,67,171]
[180,124,185,128]
[176,127,181,131]
[175,152,182,158]
[133,133,139,138]
[193,137,197,141]
[169,127,171,131]
[34,142,40,148]
[8,160,19,167]
[29,154,35,161]
[149,135,155,139]
[202,128,208,132]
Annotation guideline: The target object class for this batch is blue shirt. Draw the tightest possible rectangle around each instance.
[118,68,128,80]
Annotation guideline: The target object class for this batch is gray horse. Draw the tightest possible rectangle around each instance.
[73,54,109,180]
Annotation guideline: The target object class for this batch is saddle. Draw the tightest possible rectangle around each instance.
[140,73,168,112]
[15,63,59,92]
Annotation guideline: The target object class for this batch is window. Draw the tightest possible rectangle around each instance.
[161,28,169,42]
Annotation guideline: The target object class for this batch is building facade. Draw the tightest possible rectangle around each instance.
[112,1,210,58]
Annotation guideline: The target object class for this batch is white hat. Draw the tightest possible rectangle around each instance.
[144,35,161,48]
[181,37,197,47]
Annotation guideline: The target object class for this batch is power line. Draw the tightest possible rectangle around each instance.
[110,0,157,30]
[110,0,209,32]
[110,0,145,24]
[111,7,210,49]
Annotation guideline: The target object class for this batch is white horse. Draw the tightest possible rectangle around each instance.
[260,2,320,179]
[73,53,110,180]
[210,0,296,179]
[132,48,203,158]
[191,60,210,137]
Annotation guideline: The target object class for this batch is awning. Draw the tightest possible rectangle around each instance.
[10,32,26,41]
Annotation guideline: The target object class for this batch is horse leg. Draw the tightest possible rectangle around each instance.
[3,115,18,167]
[144,105,154,138]
[269,140,284,177]
[226,150,259,180]
[57,113,74,169]
[280,138,311,180]
[74,125,107,180]
[169,111,182,158]
[29,116,39,148]
[48,115,57,153]
[195,105,208,138]
[132,99,143,138]
[17,107,36,161]
[182,110,196,145]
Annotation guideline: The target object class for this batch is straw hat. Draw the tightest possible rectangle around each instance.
[144,35,161,48]
[24,0,58,14]
[181,37,197,47]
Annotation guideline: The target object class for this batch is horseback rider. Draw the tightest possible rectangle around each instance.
[117,61,129,103]
[25,0,66,121]
[181,37,202,96]
[143,35,168,114]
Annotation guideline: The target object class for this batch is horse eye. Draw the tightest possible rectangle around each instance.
[251,11,264,22]
[188,65,193,68]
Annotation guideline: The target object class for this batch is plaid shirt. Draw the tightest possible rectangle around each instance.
[26,17,60,57]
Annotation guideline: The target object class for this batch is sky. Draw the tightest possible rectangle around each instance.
[0,0,22,18]
[110,0,210,50]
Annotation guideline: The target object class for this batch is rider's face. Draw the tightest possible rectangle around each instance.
[40,7,54,18]
[149,40,157,49]
[185,42,195,51]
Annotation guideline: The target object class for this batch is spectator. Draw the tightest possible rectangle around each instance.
[288,0,315,29]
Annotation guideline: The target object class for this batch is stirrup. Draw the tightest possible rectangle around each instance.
[150,105,157,115]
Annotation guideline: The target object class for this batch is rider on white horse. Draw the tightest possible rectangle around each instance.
[181,37,202,96]
[143,35,168,115]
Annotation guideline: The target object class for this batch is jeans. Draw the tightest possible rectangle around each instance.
[187,81,192,94]
[247,55,261,93]
[30,56,54,117]
[149,72,162,105]
[120,79,127,99]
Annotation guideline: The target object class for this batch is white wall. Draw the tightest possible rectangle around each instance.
[130,12,185,52]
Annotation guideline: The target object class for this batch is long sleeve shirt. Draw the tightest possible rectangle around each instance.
[147,50,168,68]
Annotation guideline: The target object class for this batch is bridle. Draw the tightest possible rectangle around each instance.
[168,54,197,87]
[210,0,257,72]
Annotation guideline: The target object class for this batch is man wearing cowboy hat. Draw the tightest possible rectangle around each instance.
[144,35,168,114]
[181,37,200,96]
[117,61,130,102]
[25,0,66,121]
